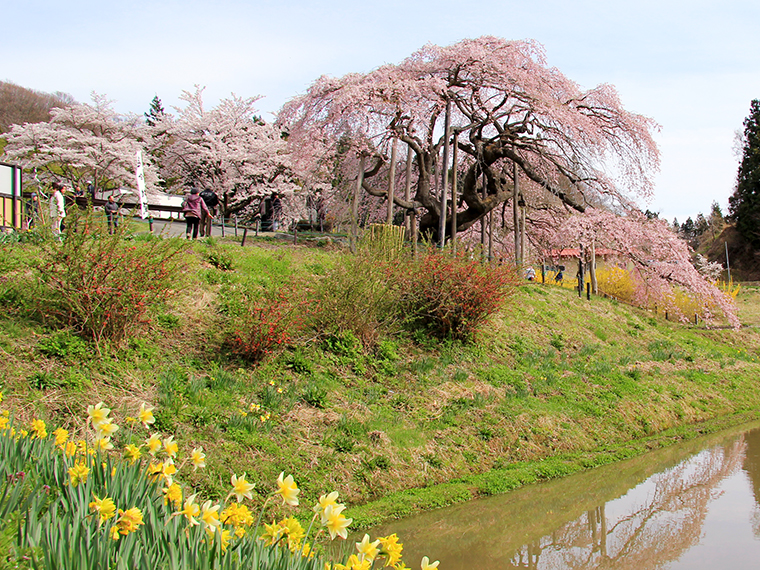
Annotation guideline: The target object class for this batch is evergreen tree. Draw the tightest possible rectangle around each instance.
[145,95,165,127]
[729,99,760,248]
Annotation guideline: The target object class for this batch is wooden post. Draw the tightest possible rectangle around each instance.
[241,227,248,247]
[480,168,487,258]
[387,137,397,226]
[220,215,225,238]
[488,209,494,262]
[451,132,458,256]
[255,218,260,237]
[294,224,298,245]
[587,282,591,300]
[513,162,520,266]
[590,239,598,295]
[520,198,526,265]
[234,214,238,238]
[404,145,413,239]
[351,155,365,254]
[439,98,451,249]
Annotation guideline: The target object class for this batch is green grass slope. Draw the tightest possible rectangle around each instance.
[2,237,760,528]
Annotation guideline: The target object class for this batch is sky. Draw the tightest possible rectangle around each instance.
[4,0,760,222]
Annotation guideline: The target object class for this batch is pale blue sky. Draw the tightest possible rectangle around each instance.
[5,0,760,221]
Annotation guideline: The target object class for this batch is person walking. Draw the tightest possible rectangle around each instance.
[199,188,219,237]
[49,182,66,237]
[271,192,283,231]
[104,195,120,234]
[181,187,210,240]
[26,192,40,229]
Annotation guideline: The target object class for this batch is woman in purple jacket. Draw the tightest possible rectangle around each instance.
[181,188,211,240]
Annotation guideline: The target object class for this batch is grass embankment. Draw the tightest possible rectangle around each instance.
[2,235,760,530]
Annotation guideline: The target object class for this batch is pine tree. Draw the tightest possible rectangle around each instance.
[729,99,760,248]
[145,95,165,127]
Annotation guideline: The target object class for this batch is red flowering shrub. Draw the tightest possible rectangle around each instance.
[400,250,520,340]
[35,211,184,349]
[228,286,307,363]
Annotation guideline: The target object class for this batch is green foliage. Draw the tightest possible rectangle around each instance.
[37,331,88,361]
[32,210,184,349]
[307,250,400,347]
[205,247,235,271]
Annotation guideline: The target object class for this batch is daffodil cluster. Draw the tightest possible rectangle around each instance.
[0,395,441,569]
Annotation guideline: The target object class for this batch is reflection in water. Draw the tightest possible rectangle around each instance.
[369,425,760,570]
[743,427,760,537]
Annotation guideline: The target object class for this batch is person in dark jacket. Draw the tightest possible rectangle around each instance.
[104,195,120,234]
[271,192,283,231]
[199,189,219,237]
[182,188,211,240]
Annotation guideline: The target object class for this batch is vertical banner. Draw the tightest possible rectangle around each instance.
[135,151,149,219]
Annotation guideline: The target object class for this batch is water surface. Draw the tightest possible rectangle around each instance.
[368,422,760,569]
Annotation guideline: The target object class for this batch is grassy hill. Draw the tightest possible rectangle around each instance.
[2,230,760,529]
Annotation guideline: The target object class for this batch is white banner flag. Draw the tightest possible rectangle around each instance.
[135,151,149,219]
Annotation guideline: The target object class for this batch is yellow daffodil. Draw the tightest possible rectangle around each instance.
[337,555,371,570]
[146,433,162,455]
[147,462,164,481]
[230,473,255,502]
[138,403,155,429]
[87,402,110,429]
[356,534,381,562]
[0,391,3,402]
[314,491,340,519]
[93,437,114,452]
[53,427,69,446]
[160,459,177,485]
[206,527,231,553]
[420,556,439,570]
[378,534,403,567]
[323,504,352,540]
[115,507,144,535]
[30,418,47,439]
[175,493,201,526]
[190,447,206,470]
[68,462,90,487]
[89,494,116,524]
[275,472,299,506]
[220,502,254,529]
[0,416,8,430]
[163,482,183,509]
[123,443,142,464]
[96,420,119,439]
[280,517,306,551]
[109,525,120,541]
[162,435,178,458]
[63,440,77,457]
[259,520,285,546]
[200,500,221,531]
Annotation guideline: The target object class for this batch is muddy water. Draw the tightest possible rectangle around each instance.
[367,422,760,569]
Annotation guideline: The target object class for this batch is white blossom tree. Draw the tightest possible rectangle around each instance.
[2,93,160,195]
[153,87,298,218]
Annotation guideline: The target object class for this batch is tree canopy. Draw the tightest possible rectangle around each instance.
[729,99,760,248]
[2,93,160,195]
[151,87,297,216]
[279,36,660,240]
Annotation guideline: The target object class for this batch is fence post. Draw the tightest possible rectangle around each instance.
[241,227,248,247]
[586,282,590,300]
